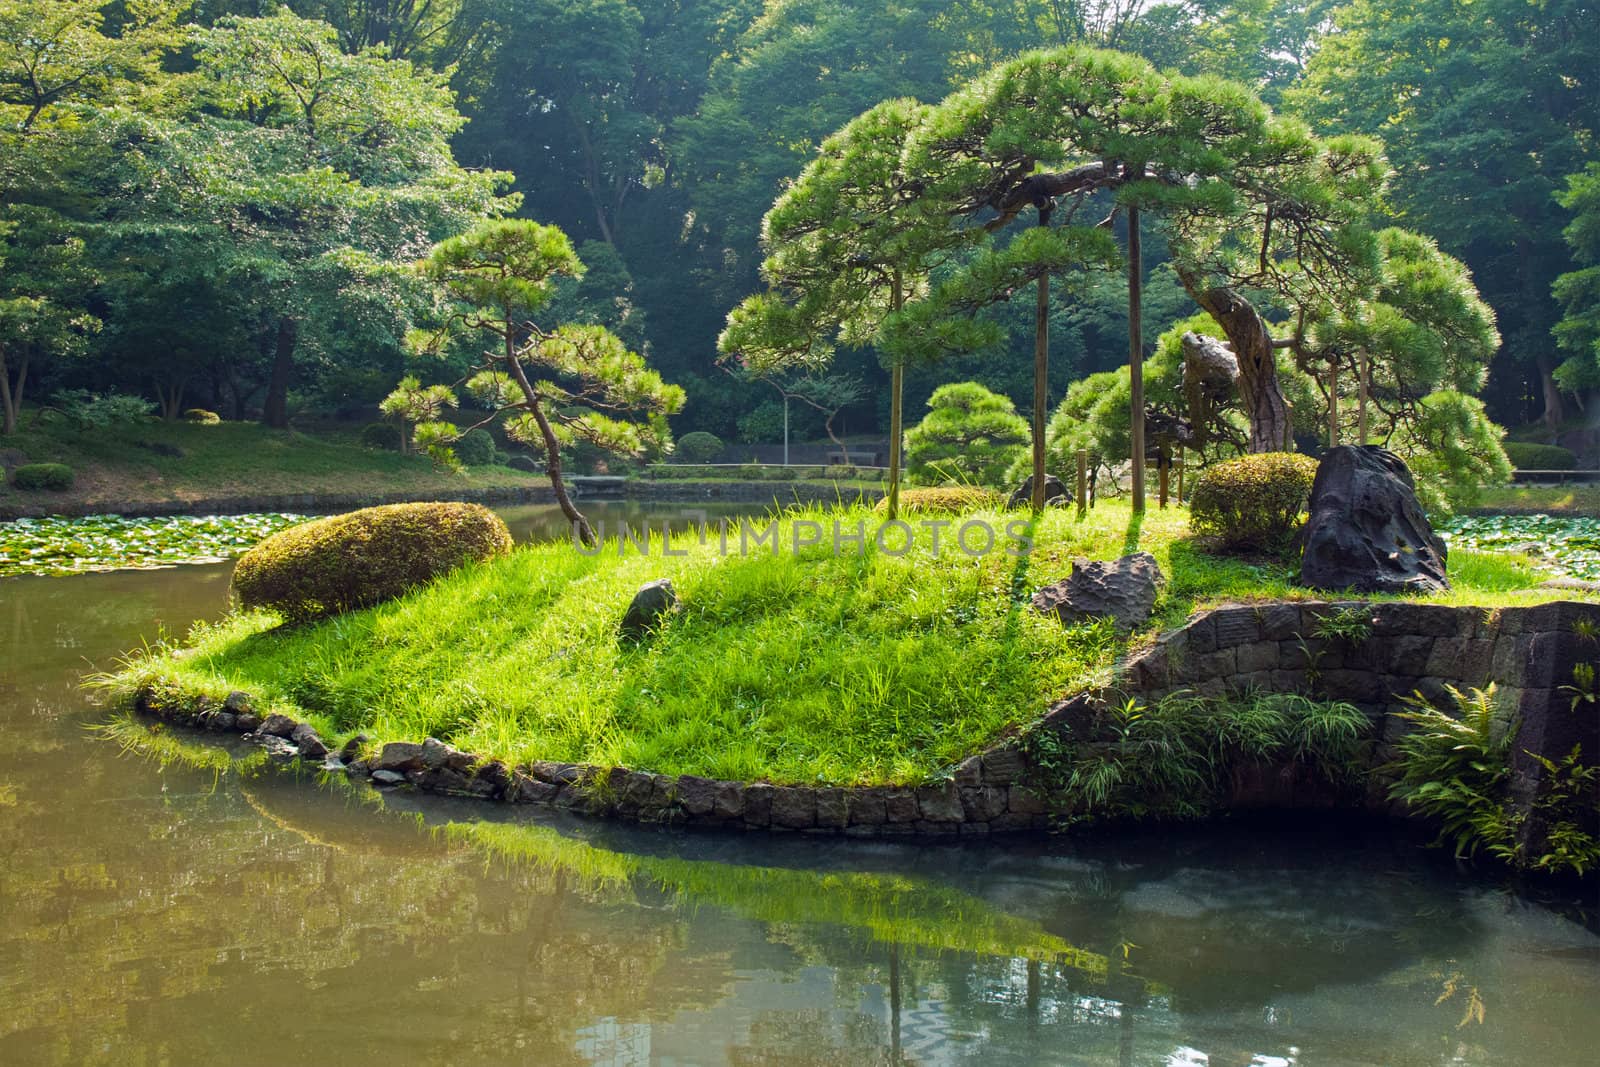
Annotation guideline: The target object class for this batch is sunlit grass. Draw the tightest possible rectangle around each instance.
[103,500,1581,787]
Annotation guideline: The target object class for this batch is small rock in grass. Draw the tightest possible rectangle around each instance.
[223,690,254,714]
[258,713,299,739]
[1032,552,1165,631]
[290,723,329,760]
[337,734,369,762]
[620,579,680,640]
[371,769,408,786]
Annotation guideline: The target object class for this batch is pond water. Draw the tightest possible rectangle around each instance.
[1,504,1598,1065]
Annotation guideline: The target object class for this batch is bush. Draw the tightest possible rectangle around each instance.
[232,502,513,623]
[874,486,1000,514]
[453,428,496,467]
[11,463,74,491]
[1188,452,1319,550]
[183,408,221,425]
[359,421,401,451]
[675,431,724,463]
[49,390,154,429]
[905,382,1030,487]
[1502,441,1577,470]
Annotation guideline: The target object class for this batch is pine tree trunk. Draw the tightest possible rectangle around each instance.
[529,399,594,547]
[1178,271,1293,452]
[886,273,904,521]
[0,345,19,437]
[262,316,297,430]
[1537,354,1567,429]
[1127,204,1145,511]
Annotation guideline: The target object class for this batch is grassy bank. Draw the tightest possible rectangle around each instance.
[0,419,547,515]
[108,501,1575,787]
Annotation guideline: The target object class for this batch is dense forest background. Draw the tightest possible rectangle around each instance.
[4,0,1597,448]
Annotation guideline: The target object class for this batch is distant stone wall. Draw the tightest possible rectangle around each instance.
[130,599,1600,840]
[0,484,559,521]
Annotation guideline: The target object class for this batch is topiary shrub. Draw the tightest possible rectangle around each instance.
[183,408,221,424]
[232,502,513,623]
[874,486,999,515]
[1502,441,1577,470]
[359,421,401,451]
[905,382,1030,487]
[675,431,724,463]
[12,463,74,491]
[1189,452,1320,551]
[453,428,496,467]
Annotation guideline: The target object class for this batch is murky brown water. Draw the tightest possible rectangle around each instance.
[2,502,1598,1065]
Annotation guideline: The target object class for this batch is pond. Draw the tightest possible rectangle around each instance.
[1,505,1598,1064]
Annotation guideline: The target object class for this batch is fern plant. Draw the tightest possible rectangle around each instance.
[1387,685,1517,861]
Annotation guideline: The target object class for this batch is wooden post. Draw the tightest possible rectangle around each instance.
[1031,206,1053,511]
[1076,448,1088,517]
[887,271,905,519]
[1128,203,1145,512]
[1357,351,1370,446]
[1157,447,1169,508]
[1175,450,1184,502]
[1328,361,1340,447]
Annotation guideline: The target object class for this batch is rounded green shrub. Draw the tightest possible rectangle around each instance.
[875,486,1000,514]
[232,502,513,623]
[453,428,496,467]
[1502,441,1577,470]
[1189,452,1320,550]
[905,382,1030,487]
[183,408,221,424]
[675,431,724,463]
[12,463,74,491]
[359,421,401,451]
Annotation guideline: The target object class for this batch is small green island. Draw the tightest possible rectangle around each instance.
[4,2,1599,1061]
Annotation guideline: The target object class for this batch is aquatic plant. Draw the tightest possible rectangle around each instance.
[0,512,306,577]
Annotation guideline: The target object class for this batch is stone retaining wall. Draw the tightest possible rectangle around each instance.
[131,599,1600,838]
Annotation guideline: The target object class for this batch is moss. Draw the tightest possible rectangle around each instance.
[876,485,1001,514]
[232,501,513,622]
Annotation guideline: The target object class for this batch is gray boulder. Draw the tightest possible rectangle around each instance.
[620,578,680,640]
[1032,552,1165,631]
[1299,445,1448,594]
[1007,474,1072,510]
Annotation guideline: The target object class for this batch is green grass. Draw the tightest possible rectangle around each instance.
[1473,484,1600,515]
[107,501,1585,788]
[0,416,546,514]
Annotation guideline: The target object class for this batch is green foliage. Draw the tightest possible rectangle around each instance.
[1188,452,1319,551]
[1553,163,1600,389]
[873,486,1000,515]
[1030,690,1371,824]
[358,421,401,452]
[1501,441,1577,471]
[904,382,1030,487]
[674,431,724,463]
[10,462,73,490]
[231,502,513,623]
[1392,391,1513,515]
[452,429,497,468]
[182,409,221,425]
[46,390,152,429]
[1387,685,1519,863]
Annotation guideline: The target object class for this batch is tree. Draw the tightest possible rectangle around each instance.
[0,215,97,435]
[379,375,456,454]
[190,9,512,428]
[1552,164,1600,392]
[718,99,949,518]
[1291,0,1599,428]
[905,382,1030,487]
[402,219,685,545]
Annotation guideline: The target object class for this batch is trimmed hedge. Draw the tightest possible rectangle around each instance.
[675,431,724,463]
[12,463,74,491]
[875,486,1000,514]
[453,428,496,467]
[1502,441,1577,471]
[1189,452,1320,550]
[233,502,513,623]
[183,408,221,424]
[358,422,401,451]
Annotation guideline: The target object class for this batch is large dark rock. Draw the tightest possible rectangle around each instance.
[1032,552,1165,631]
[620,578,679,640]
[1007,474,1072,510]
[1299,446,1448,594]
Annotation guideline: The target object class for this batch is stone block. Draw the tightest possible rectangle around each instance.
[1383,635,1435,677]
[815,788,849,829]
[675,775,717,817]
[1210,606,1262,648]
[960,786,1009,822]
[1008,785,1048,815]
[980,747,1028,786]
[374,741,426,772]
[1257,604,1303,641]
[712,781,747,820]
[916,784,964,823]
[770,786,816,829]
[743,783,774,827]
[884,790,919,823]
[1235,641,1279,675]
[847,788,888,825]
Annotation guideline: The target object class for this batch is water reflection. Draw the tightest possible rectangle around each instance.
[1,536,1598,1065]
